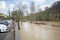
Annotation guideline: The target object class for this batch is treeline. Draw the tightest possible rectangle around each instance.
[11,1,60,22]
[27,1,60,21]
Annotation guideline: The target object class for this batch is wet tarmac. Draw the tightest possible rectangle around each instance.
[0,32,7,40]
[0,31,14,40]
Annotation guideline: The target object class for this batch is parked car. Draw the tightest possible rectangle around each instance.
[0,21,8,32]
[6,20,13,25]
[6,20,13,31]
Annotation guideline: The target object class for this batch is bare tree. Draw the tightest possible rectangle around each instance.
[30,1,35,22]
[30,1,35,13]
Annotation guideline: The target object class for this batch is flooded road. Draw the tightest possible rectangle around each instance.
[20,22,60,40]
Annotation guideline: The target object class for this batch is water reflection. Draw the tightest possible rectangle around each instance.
[20,22,60,40]
[22,22,32,32]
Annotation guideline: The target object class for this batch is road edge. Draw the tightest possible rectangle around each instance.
[15,24,21,40]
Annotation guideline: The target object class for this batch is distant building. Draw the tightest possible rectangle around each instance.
[0,13,7,18]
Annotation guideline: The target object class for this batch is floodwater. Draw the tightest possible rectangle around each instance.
[20,22,60,40]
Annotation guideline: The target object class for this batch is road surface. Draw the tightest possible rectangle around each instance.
[20,22,60,40]
[0,32,7,40]
[0,31,14,40]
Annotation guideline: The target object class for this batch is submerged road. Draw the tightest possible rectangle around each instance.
[20,22,60,40]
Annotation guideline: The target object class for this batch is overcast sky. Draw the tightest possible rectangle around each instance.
[0,0,60,15]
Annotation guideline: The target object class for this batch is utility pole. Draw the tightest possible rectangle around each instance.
[8,8,10,19]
